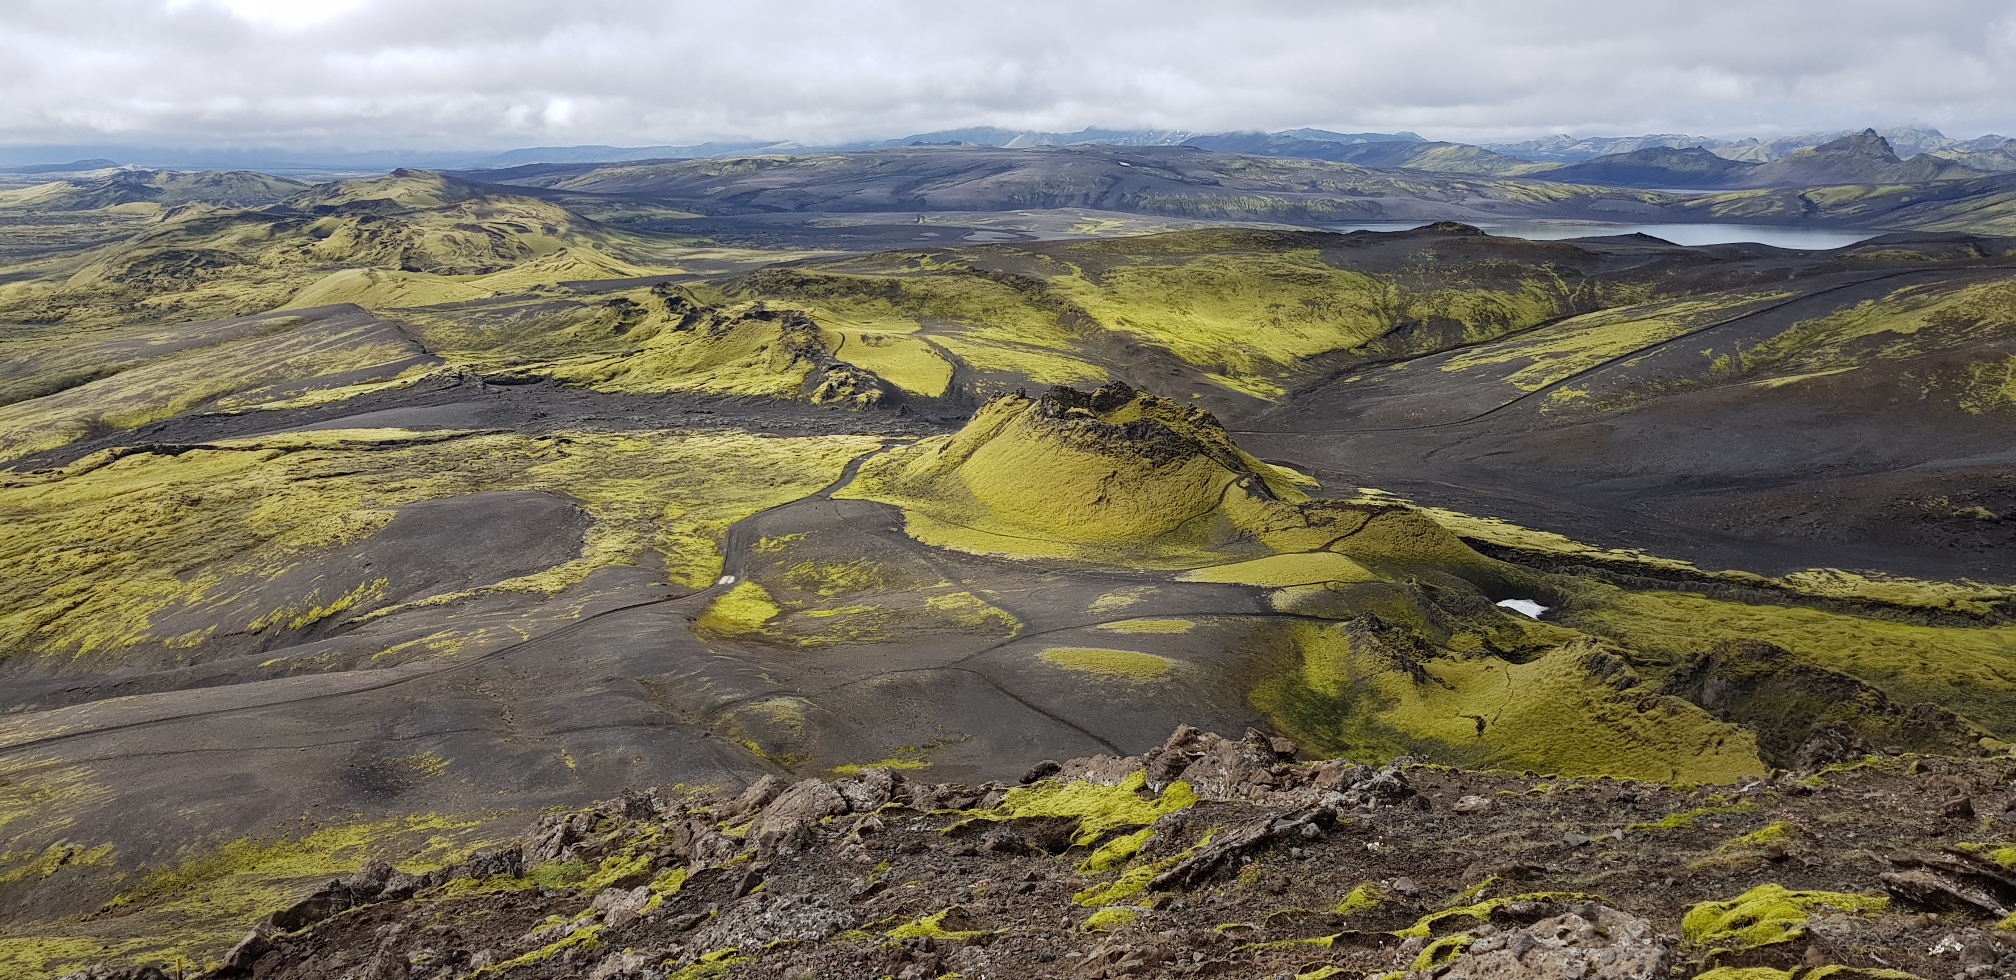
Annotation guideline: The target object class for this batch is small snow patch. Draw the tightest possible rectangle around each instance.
[1496,599,1548,620]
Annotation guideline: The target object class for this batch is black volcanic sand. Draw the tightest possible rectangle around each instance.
[1232,259,2016,580]
[0,434,1291,911]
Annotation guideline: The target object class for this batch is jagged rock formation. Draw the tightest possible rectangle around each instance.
[1739,130,1982,187]
[84,727,2016,980]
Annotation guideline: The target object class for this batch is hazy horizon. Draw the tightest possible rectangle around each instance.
[3,0,2012,158]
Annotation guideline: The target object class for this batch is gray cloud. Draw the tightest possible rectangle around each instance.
[1,0,2012,152]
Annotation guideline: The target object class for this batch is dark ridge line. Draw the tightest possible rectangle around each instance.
[1228,265,1974,436]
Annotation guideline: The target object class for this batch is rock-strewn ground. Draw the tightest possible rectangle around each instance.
[69,728,2016,980]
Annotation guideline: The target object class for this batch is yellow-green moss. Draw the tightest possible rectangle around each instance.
[765,587,1020,649]
[1334,882,1387,916]
[932,336,1108,385]
[695,582,783,637]
[1077,827,1157,874]
[1419,499,2016,617]
[1039,647,1174,679]
[1235,933,1338,952]
[885,909,995,941]
[1719,821,1797,851]
[576,851,654,893]
[1089,588,1156,614]
[1294,968,1349,980]
[663,947,751,980]
[836,386,1340,568]
[0,938,116,980]
[471,924,604,977]
[1580,587,2016,735]
[1395,892,1594,940]
[1957,842,2016,870]
[1073,829,1215,909]
[1628,803,1756,832]
[0,314,430,463]
[1439,291,1790,392]
[783,558,888,596]
[1681,884,1888,953]
[1723,279,2016,385]
[1178,552,1378,587]
[1048,248,1562,387]
[831,757,933,776]
[967,771,1195,849]
[83,814,490,970]
[1690,968,1919,980]
[0,429,879,659]
[829,332,953,397]
[1412,934,1475,971]
[1092,618,1195,634]
[0,841,115,886]
[1082,906,1140,931]
[1254,623,1766,783]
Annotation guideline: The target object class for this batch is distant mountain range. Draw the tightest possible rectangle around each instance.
[1484,125,2016,170]
[1537,130,1987,189]
[477,126,1429,165]
[444,125,2016,179]
[2,124,2011,181]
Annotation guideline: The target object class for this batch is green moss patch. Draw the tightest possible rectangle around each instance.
[1178,551,1377,587]
[1039,647,1174,679]
[1093,618,1194,634]
[696,582,783,637]
[1395,892,1595,940]
[1681,884,1888,954]
[839,385,1309,567]
[1254,623,1765,783]
[23,813,496,973]
[0,428,879,660]
[962,770,1195,850]
[828,332,953,398]
[1581,587,2016,736]
[886,908,996,941]
[1334,882,1387,916]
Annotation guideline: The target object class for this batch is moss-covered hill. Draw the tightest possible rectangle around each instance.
[0,168,309,212]
[819,382,2012,783]
[0,172,652,326]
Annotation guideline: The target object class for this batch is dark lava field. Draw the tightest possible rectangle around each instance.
[0,143,2013,979]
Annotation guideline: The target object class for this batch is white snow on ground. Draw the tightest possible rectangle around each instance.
[1496,598,1548,619]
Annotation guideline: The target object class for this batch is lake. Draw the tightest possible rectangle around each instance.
[1327,221,1882,250]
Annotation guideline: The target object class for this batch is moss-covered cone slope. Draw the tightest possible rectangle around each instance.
[841,382,1489,571]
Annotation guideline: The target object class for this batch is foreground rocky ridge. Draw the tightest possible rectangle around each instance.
[70,728,2016,980]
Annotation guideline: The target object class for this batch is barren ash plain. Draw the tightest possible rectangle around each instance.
[4,130,2016,980]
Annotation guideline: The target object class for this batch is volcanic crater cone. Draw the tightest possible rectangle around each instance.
[839,381,1495,578]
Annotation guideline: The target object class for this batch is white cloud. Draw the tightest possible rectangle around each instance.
[163,0,372,30]
[0,0,2012,152]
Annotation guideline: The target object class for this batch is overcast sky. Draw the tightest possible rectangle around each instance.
[3,0,2013,153]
